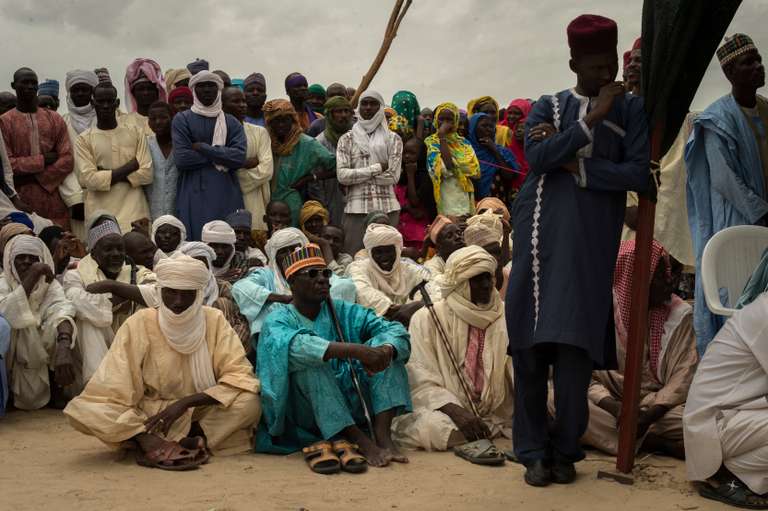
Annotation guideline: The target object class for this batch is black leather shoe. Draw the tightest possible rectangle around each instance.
[524,460,551,487]
[551,461,576,484]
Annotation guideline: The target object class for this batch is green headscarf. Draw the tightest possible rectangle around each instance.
[322,96,352,146]
[392,90,421,129]
[308,84,326,114]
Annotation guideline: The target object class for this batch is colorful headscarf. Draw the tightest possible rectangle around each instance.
[424,103,480,208]
[168,86,193,107]
[391,90,420,129]
[299,200,329,236]
[263,99,303,156]
[613,239,679,381]
[164,68,191,91]
[468,113,519,199]
[124,58,167,113]
[502,98,533,187]
[322,95,352,147]
[388,114,413,140]
[466,96,499,117]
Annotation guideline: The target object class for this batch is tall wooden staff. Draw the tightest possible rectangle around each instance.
[350,0,413,107]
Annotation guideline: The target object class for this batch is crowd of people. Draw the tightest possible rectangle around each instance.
[0,11,767,509]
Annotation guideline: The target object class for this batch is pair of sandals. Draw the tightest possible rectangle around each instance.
[453,439,506,466]
[303,440,368,475]
[135,436,210,471]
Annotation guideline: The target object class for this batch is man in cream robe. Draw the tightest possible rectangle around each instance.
[0,235,77,409]
[63,214,153,383]
[423,215,463,278]
[393,246,513,451]
[684,292,768,503]
[64,254,261,463]
[347,224,430,325]
[76,83,153,233]
[221,86,274,231]
[583,240,697,459]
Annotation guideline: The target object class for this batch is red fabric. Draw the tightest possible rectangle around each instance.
[612,239,671,379]
[567,14,618,55]
[501,99,533,190]
[394,184,428,250]
[0,108,73,229]
[464,326,486,399]
[623,50,632,68]
[168,86,192,104]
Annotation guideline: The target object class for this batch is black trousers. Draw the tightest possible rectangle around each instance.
[511,342,593,466]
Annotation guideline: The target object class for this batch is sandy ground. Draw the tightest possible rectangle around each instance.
[0,409,722,511]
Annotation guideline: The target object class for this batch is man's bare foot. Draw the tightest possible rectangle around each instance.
[377,435,409,464]
[344,426,390,467]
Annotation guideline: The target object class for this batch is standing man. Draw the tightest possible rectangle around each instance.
[172,71,247,240]
[123,58,167,137]
[314,95,354,227]
[285,73,322,131]
[337,91,403,255]
[1,67,74,229]
[221,86,273,232]
[243,73,267,127]
[505,15,649,486]
[76,83,153,233]
[686,34,768,354]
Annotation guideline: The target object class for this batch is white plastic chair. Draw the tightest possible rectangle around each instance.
[700,225,768,317]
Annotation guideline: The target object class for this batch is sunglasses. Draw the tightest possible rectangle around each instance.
[297,268,332,279]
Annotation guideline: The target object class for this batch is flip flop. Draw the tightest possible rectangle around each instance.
[333,440,368,474]
[698,480,768,509]
[454,439,506,466]
[136,442,204,471]
[302,440,341,475]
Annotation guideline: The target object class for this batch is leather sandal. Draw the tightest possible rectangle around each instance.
[302,440,341,475]
[333,440,368,474]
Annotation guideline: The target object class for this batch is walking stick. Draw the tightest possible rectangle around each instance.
[414,283,482,419]
[326,297,377,443]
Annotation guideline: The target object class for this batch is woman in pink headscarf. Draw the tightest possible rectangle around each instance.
[123,58,168,136]
[500,99,532,191]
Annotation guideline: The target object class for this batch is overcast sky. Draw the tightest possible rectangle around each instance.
[0,0,765,112]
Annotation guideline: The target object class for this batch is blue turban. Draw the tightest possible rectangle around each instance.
[187,59,210,75]
[6,212,34,230]
[38,79,60,98]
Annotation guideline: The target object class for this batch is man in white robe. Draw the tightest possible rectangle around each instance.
[64,254,261,469]
[684,292,768,507]
[0,235,77,409]
[393,246,513,458]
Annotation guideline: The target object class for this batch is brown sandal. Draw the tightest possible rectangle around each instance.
[333,440,368,474]
[136,441,204,471]
[302,440,341,475]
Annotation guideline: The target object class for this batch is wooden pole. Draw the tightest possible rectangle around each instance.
[350,0,413,107]
[615,120,663,473]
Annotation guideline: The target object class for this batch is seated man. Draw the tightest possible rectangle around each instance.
[463,214,508,294]
[201,220,249,283]
[233,228,356,349]
[684,293,768,507]
[0,235,77,409]
[151,215,187,259]
[254,199,292,251]
[320,224,353,277]
[123,230,157,271]
[583,240,696,460]
[258,244,411,470]
[423,215,464,277]
[347,224,428,326]
[225,209,267,267]
[62,213,153,383]
[64,254,261,469]
[393,246,513,461]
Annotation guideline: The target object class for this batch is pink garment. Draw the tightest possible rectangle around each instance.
[464,326,486,399]
[124,58,167,113]
[395,184,429,250]
[502,99,533,190]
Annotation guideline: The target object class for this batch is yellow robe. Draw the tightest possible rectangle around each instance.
[119,111,153,137]
[238,123,273,231]
[64,307,261,455]
[76,125,153,233]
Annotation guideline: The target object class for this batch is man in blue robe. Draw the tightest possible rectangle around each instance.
[685,34,768,354]
[256,243,411,469]
[505,14,649,486]
[172,71,246,241]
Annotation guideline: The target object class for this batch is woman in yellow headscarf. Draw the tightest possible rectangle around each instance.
[425,103,480,216]
[467,96,513,147]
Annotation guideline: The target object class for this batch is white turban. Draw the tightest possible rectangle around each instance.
[363,223,403,251]
[362,223,409,298]
[155,253,216,393]
[464,211,503,247]
[440,245,502,329]
[65,70,99,135]
[189,71,227,170]
[151,215,187,254]
[264,227,308,294]
[352,89,391,165]
[201,220,236,245]
[178,242,219,305]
